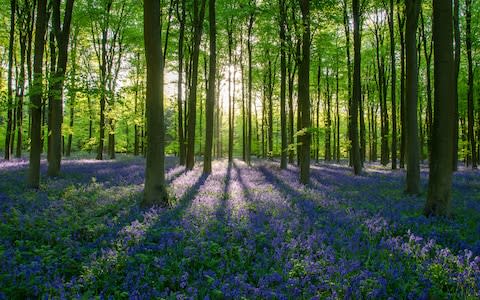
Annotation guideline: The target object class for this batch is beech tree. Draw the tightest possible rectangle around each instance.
[203,0,215,174]
[28,0,47,188]
[405,0,420,195]
[142,0,167,207]
[425,0,455,217]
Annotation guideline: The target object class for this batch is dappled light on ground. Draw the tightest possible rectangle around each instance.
[0,157,479,298]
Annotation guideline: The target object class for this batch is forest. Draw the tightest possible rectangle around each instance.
[0,0,479,298]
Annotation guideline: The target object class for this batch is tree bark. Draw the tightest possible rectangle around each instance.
[28,0,47,188]
[186,0,207,170]
[203,0,215,174]
[405,0,421,194]
[351,0,362,175]
[66,30,77,157]
[425,0,455,217]
[5,0,16,160]
[452,0,460,170]
[47,0,74,176]
[298,0,310,184]
[227,15,234,163]
[279,0,287,169]
[397,1,406,168]
[142,0,168,207]
[389,0,397,169]
[246,0,255,165]
[420,9,433,160]
[465,0,476,168]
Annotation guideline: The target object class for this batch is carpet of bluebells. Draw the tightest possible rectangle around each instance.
[0,154,479,299]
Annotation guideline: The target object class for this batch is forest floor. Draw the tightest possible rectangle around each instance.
[0,155,479,299]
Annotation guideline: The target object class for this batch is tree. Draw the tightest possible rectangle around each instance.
[176,0,186,165]
[279,0,287,169]
[298,0,310,184]
[28,0,48,188]
[4,0,16,160]
[203,0,215,174]
[351,0,362,175]
[47,0,75,176]
[388,0,397,170]
[246,0,255,166]
[142,0,168,207]
[66,29,79,157]
[405,0,420,194]
[186,0,207,170]
[465,0,476,168]
[425,0,455,217]
[452,0,460,170]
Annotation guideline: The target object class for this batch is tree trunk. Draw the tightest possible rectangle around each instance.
[279,0,287,169]
[48,0,75,176]
[405,0,421,194]
[186,0,207,170]
[227,16,234,163]
[246,1,255,165]
[176,0,186,165]
[66,29,77,157]
[288,53,296,164]
[325,68,332,161]
[465,0,476,168]
[28,0,47,188]
[203,0,215,174]
[351,0,362,175]
[343,0,352,167]
[267,56,274,158]
[5,0,16,160]
[142,0,167,207]
[336,54,340,162]
[360,90,366,164]
[299,0,310,184]
[397,1,406,168]
[16,25,27,158]
[420,9,433,160]
[425,0,455,217]
[389,0,397,169]
[452,0,460,170]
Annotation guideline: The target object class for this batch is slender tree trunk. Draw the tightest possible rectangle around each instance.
[325,68,332,161]
[279,0,287,169]
[397,1,406,168]
[425,0,455,217]
[288,53,296,164]
[5,0,16,160]
[343,0,353,166]
[16,30,27,158]
[405,0,421,194]
[176,0,186,165]
[48,0,74,176]
[360,90,366,164]
[246,2,255,165]
[299,0,310,184]
[28,0,47,188]
[227,17,234,163]
[336,54,340,162]
[351,0,362,175]
[186,0,207,170]
[452,0,460,170]
[142,0,167,207]
[267,57,274,158]
[389,0,397,169]
[465,0,476,168]
[420,9,433,160]
[203,0,215,174]
[240,27,246,161]
[66,29,77,157]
